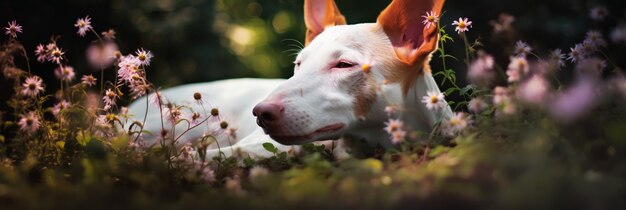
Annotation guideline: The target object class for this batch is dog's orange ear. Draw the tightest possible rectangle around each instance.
[377,0,445,67]
[304,0,346,46]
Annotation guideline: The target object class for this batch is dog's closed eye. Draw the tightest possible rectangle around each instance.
[334,61,355,69]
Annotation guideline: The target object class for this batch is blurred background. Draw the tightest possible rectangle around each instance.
[1,0,625,105]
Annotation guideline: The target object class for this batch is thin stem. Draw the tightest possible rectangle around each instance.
[20,47,32,75]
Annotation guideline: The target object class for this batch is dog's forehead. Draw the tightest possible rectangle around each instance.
[299,24,379,60]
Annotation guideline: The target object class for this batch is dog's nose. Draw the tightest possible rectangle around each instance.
[252,102,284,127]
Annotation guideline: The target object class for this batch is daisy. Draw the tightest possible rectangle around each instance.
[468,98,487,114]
[49,47,65,64]
[4,20,22,38]
[590,6,609,21]
[421,91,446,110]
[549,49,566,68]
[585,30,606,47]
[101,29,116,40]
[135,48,154,66]
[390,130,407,144]
[513,40,532,57]
[384,105,397,116]
[506,57,528,82]
[34,44,48,63]
[163,105,182,124]
[384,118,404,134]
[18,111,40,133]
[20,76,45,97]
[54,66,76,82]
[117,55,141,83]
[452,17,472,34]
[128,80,148,99]
[567,44,586,63]
[442,112,470,136]
[52,100,71,118]
[81,75,97,86]
[103,89,118,110]
[421,11,439,29]
[582,39,598,55]
[74,16,93,37]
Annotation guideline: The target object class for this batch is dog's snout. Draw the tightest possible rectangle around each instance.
[253,102,284,127]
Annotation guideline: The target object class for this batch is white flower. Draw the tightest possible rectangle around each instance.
[452,17,472,34]
[441,112,470,136]
[18,112,40,133]
[384,105,398,116]
[549,49,566,68]
[585,30,607,47]
[135,48,154,66]
[103,89,118,110]
[384,118,404,134]
[506,57,529,82]
[390,130,407,144]
[54,66,76,82]
[421,11,439,29]
[49,47,65,64]
[567,44,586,63]
[421,91,447,110]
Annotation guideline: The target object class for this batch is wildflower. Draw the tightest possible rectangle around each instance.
[506,57,529,82]
[4,20,22,38]
[103,89,118,110]
[517,75,549,105]
[49,47,65,64]
[442,112,470,136]
[452,17,472,34]
[390,130,406,144]
[513,40,532,57]
[86,42,118,69]
[128,79,148,99]
[421,11,439,29]
[489,13,515,33]
[101,29,116,40]
[150,91,166,107]
[163,106,182,124]
[549,78,598,122]
[220,121,229,129]
[384,105,397,116]
[249,166,269,180]
[20,76,45,97]
[585,30,607,47]
[590,6,609,21]
[421,91,447,110]
[95,115,111,128]
[467,51,495,86]
[34,44,48,63]
[567,44,585,63]
[18,112,40,133]
[549,49,566,68]
[610,25,626,44]
[493,86,510,105]
[81,75,97,86]
[384,118,404,134]
[190,112,202,125]
[52,100,71,118]
[582,39,598,55]
[117,55,141,83]
[468,98,487,114]
[176,144,197,162]
[2,67,23,80]
[54,66,76,82]
[135,48,154,66]
[74,16,93,37]
[576,57,607,76]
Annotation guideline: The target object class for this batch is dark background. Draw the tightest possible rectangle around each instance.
[1,0,625,108]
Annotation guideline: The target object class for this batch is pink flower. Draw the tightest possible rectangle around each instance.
[517,75,549,105]
[513,40,532,57]
[549,79,598,122]
[81,75,97,86]
[384,105,398,116]
[452,17,472,34]
[74,16,93,37]
[48,47,65,64]
[441,112,470,136]
[575,58,607,77]
[493,86,510,105]
[20,76,45,97]
[101,29,116,40]
[567,44,586,63]
[384,118,404,134]
[86,42,118,69]
[506,57,529,83]
[549,49,566,68]
[467,51,495,86]
[421,91,447,110]
[18,112,41,133]
[585,30,607,47]
[468,98,487,114]
[52,100,71,118]
[4,20,23,38]
[135,48,154,66]
[421,11,439,29]
[163,105,182,125]
[103,89,118,110]
[391,130,407,144]
[35,44,48,63]
[54,66,76,82]
[117,55,141,83]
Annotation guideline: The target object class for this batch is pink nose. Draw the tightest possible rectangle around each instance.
[252,102,284,128]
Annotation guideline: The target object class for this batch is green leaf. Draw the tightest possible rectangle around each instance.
[444,88,457,96]
[243,156,256,167]
[459,84,473,96]
[76,130,92,146]
[263,142,278,154]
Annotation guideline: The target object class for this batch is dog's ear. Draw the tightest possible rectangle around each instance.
[304,0,346,46]
[377,0,445,94]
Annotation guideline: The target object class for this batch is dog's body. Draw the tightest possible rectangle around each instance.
[127,0,450,158]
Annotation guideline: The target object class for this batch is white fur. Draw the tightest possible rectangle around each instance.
[127,23,452,159]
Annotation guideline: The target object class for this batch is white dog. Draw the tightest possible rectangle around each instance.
[127,0,451,158]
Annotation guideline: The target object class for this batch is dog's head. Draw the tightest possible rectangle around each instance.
[253,0,445,145]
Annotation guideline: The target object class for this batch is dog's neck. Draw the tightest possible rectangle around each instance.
[343,73,448,150]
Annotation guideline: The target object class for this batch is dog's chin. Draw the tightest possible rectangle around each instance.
[268,123,345,145]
